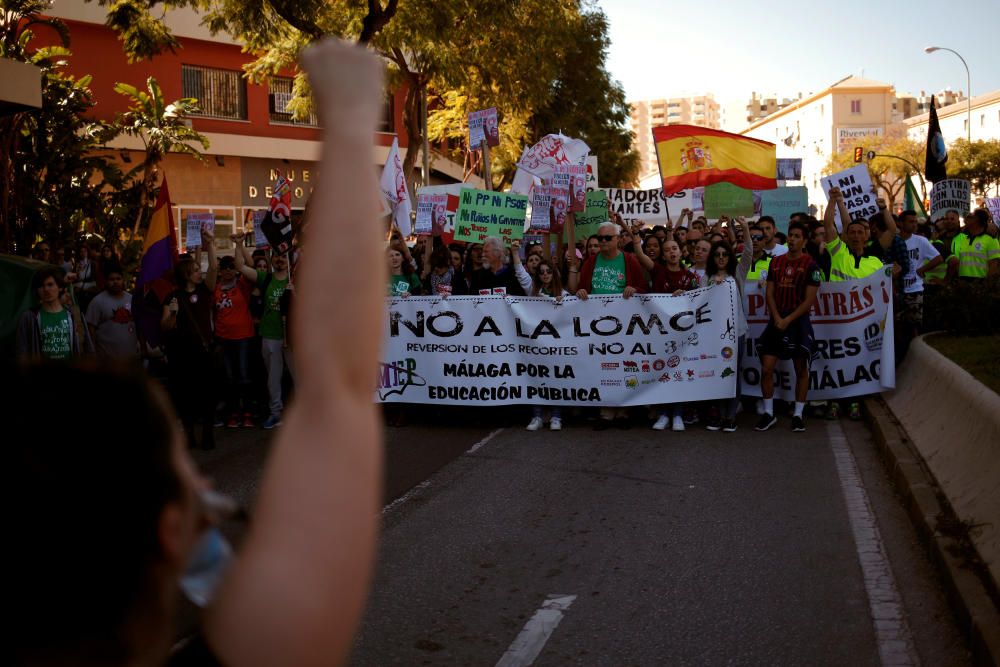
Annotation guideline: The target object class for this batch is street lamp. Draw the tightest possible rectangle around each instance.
[924,46,972,142]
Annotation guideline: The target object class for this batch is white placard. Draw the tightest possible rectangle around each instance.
[252,210,269,249]
[929,179,972,221]
[416,194,448,235]
[185,213,215,250]
[468,107,499,148]
[821,164,879,231]
[529,186,554,232]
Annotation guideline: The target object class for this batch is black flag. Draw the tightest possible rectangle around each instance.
[924,97,948,183]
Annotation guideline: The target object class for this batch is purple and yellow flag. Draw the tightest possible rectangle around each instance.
[137,178,178,291]
[653,125,777,195]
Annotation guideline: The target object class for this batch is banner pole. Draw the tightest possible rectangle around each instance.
[481,139,493,191]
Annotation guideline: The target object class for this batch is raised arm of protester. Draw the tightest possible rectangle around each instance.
[510,239,535,294]
[203,229,218,291]
[231,232,259,282]
[734,216,753,281]
[419,235,434,280]
[632,230,655,271]
[875,197,898,250]
[824,187,843,244]
[202,39,384,667]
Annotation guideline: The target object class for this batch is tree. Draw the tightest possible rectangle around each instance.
[826,132,925,206]
[947,139,1000,198]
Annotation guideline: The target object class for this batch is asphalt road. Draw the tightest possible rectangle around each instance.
[190,407,971,666]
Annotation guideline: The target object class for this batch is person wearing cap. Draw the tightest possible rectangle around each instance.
[214,249,258,428]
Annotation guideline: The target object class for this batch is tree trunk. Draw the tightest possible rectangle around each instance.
[400,78,422,203]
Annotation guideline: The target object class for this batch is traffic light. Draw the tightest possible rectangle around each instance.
[854,147,863,163]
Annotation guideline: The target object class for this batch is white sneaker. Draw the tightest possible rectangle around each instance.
[549,417,562,431]
[756,399,765,416]
[652,415,669,431]
[526,417,543,431]
[672,416,685,432]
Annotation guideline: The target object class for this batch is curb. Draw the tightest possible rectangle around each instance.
[864,396,1000,667]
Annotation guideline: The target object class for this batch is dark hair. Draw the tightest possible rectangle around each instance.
[789,211,809,221]
[174,257,199,288]
[532,259,564,297]
[758,216,775,226]
[430,245,451,270]
[788,221,809,238]
[218,255,237,270]
[900,209,917,219]
[706,240,737,276]
[103,261,125,278]
[251,249,267,259]
[642,235,661,255]
[8,362,181,663]
[972,208,990,227]
[32,266,65,291]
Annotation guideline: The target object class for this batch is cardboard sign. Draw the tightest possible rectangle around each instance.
[929,179,972,221]
[759,186,809,233]
[585,155,599,191]
[454,188,528,244]
[529,186,555,232]
[468,107,500,148]
[565,190,609,241]
[986,198,1000,224]
[776,158,802,181]
[416,194,448,236]
[185,213,215,250]
[821,164,878,231]
[252,210,269,249]
[555,164,588,213]
[548,185,570,234]
[417,184,462,242]
[703,182,754,219]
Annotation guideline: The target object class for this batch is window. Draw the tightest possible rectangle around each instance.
[181,65,247,120]
[268,77,317,126]
[377,89,394,133]
[850,99,862,114]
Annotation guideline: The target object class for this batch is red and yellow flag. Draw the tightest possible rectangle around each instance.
[653,125,777,195]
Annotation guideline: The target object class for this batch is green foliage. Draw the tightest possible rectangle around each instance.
[925,276,1000,336]
[947,139,1000,198]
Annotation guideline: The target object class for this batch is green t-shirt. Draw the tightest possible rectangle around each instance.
[387,273,422,297]
[257,270,289,340]
[40,308,72,360]
[591,252,627,295]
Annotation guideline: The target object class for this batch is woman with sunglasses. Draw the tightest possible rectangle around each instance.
[704,216,753,432]
[514,246,571,431]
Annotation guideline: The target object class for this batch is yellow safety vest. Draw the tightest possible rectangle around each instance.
[950,233,1000,279]
[827,238,883,281]
[922,238,950,284]
[746,255,771,281]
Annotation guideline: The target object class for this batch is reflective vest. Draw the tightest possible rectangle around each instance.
[950,233,1000,279]
[746,255,771,281]
[922,238,950,284]
[827,238,883,281]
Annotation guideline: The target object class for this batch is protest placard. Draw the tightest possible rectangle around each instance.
[185,213,215,250]
[759,186,809,233]
[565,190,609,241]
[821,164,879,231]
[929,179,972,221]
[555,164,587,212]
[251,210,269,248]
[454,188,528,244]
[604,188,673,227]
[416,194,448,235]
[529,186,554,231]
[776,158,802,181]
[585,155,599,191]
[548,185,569,234]
[417,184,462,240]
[704,182,754,219]
[468,107,500,148]
[986,198,1000,224]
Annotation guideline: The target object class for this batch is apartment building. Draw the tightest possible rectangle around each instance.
[630,95,721,179]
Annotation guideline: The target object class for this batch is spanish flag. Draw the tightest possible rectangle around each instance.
[653,125,777,195]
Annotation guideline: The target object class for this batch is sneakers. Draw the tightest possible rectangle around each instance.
[526,416,544,431]
[722,418,738,433]
[683,409,699,425]
[652,415,669,431]
[755,413,777,431]
[226,415,240,429]
[213,416,226,428]
[262,414,282,430]
[826,403,841,420]
[848,402,862,421]
[705,416,722,431]
[242,413,254,428]
[755,399,765,416]
[791,415,806,432]
[549,417,562,431]
[671,415,685,432]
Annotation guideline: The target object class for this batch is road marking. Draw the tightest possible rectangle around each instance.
[496,594,576,667]
[382,428,506,514]
[467,427,505,454]
[827,422,920,667]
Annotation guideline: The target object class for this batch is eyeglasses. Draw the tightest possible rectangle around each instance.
[597,235,617,242]
[750,235,763,241]
[538,269,553,275]
[713,251,730,257]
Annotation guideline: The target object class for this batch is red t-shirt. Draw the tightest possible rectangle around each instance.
[651,265,700,294]
[214,277,255,340]
[767,253,822,317]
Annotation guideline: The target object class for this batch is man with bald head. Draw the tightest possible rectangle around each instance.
[575,221,647,430]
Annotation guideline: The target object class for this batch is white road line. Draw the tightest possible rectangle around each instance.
[467,427,505,454]
[381,428,506,514]
[827,422,921,667]
[496,594,577,667]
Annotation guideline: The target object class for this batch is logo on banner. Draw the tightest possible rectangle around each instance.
[721,367,735,378]
[722,347,734,360]
[625,376,639,388]
[667,355,680,368]
[680,140,713,173]
[863,320,885,352]
[653,359,666,371]
[601,362,619,371]
[377,358,426,400]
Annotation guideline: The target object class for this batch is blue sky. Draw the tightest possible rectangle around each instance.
[601,0,999,109]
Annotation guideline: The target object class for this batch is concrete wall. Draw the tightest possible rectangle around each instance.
[884,336,1000,587]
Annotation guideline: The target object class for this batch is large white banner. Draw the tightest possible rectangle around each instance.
[378,284,740,405]
[741,268,896,400]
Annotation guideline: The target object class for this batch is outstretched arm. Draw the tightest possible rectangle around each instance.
[231,232,259,282]
[876,197,898,250]
[824,187,842,245]
[205,40,384,667]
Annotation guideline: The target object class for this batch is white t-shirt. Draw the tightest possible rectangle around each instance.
[902,234,940,294]
[767,243,788,257]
